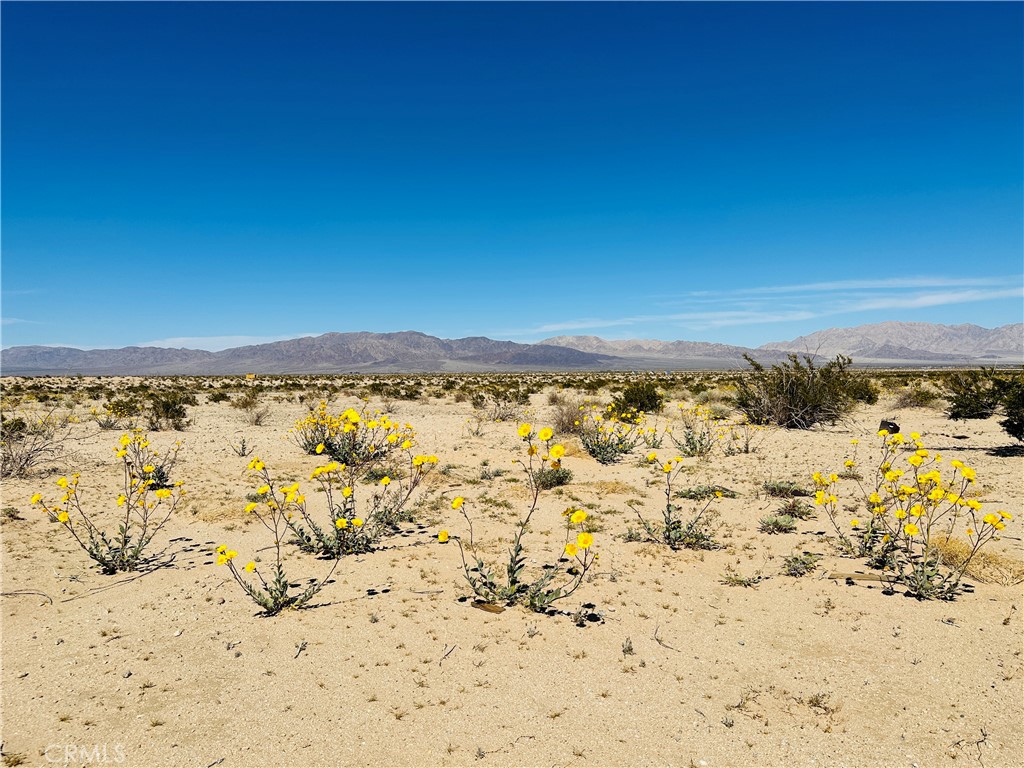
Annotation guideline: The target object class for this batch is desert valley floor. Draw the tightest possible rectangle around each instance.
[1,376,1022,768]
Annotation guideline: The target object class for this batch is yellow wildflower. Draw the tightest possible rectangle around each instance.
[352,518,364,528]
[244,561,256,573]
[550,445,565,460]
[570,510,587,524]
[438,530,449,543]
[564,542,578,557]
[518,423,532,438]
[576,532,594,550]
[452,496,465,510]
[538,427,553,442]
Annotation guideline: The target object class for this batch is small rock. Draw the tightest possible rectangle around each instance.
[123,670,132,678]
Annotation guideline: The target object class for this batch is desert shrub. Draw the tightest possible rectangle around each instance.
[814,430,1014,599]
[551,396,586,436]
[999,377,1024,442]
[578,404,646,464]
[892,385,942,409]
[207,390,232,404]
[674,484,737,500]
[630,452,721,550]
[943,369,1003,420]
[95,397,142,430]
[776,498,815,520]
[450,425,596,613]
[232,387,271,426]
[286,448,438,558]
[612,381,663,415]
[669,404,719,458]
[1,407,74,478]
[218,458,341,615]
[291,403,412,473]
[117,430,182,489]
[846,375,880,405]
[781,552,822,577]
[471,386,529,422]
[763,480,810,498]
[693,387,735,406]
[758,514,797,534]
[720,417,765,455]
[534,466,573,490]
[944,368,1024,443]
[146,391,195,431]
[735,354,860,429]
[30,433,185,573]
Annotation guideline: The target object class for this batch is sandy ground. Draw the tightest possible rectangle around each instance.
[2,383,1022,768]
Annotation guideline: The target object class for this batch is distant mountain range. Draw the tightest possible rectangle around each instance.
[1,322,1020,375]
[760,322,1023,364]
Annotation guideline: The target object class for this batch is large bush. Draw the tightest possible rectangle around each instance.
[612,381,664,415]
[734,354,861,429]
[943,368,1024,443]
[943,369,1003,420]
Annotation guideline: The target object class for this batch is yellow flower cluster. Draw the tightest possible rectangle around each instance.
[215,544,238,566]
[290,403,414,468]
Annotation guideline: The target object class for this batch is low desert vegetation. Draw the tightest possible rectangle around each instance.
[814,429,1015,599]
[30,431,185,573]
[7,366,1020,616]
[735,353,875,429]
[943,367,1024,442]
[450,424,597,612]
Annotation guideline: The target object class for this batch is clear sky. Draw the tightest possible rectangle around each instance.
[2,2,1021,351]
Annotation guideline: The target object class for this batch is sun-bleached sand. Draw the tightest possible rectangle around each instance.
[2,379,1022,768]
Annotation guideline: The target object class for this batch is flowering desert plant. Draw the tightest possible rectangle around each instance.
[1,406,75,478]
[670,404,719,458]
[217,457,342,615]
[30,432,186,573]
[630,452,721,550]
[814,430,1014,599]
[578,404,646,464]
[290,402,412,472]
[288,448,439,558]
[451,424,597,613]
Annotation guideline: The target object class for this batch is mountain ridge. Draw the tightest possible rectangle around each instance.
[2,323,1020,375]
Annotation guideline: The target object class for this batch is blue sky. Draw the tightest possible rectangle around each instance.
[2,2,1021,351]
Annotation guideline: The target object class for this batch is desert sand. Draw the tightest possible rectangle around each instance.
[2,377,1022,768]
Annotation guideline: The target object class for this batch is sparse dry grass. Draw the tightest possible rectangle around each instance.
[588,480,642,496]
[931,535,1024,586]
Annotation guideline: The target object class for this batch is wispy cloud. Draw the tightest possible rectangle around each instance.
[501,277,1023,340]
[138,333,322,352]
[1,317,40,326]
